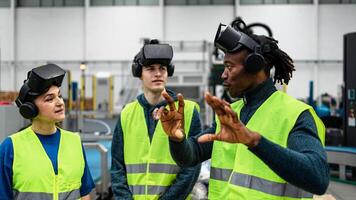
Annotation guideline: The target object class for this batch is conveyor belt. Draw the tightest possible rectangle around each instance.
[325,146,356,180]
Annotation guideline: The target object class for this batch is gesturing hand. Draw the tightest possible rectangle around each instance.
[157,90,185,142]
[198,92,261,147]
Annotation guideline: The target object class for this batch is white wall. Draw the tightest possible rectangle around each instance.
[16,8,84,60]
[238,5,317,60]
[0,4,356,99]
[0,9,12,60]
[319,5,356,60]
[87,6,163,60]
[165,6,234,41]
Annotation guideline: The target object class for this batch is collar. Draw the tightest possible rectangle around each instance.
[240,78,277,105]
[137,89,177,109]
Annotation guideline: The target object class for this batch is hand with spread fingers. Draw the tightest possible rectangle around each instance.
[157,90,186,142]
[198,92,261,148]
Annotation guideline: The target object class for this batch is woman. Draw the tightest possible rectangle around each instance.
[0,64,95,200]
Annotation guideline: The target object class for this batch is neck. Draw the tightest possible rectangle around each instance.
[31,120,57,135]
[252,72,269,88]
[143,88,164,105]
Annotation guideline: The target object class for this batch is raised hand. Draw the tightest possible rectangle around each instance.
[198,92,260,147]
[157,90,185,142]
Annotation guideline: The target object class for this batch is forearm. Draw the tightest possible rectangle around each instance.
[249,135,329,194]
[111,116,133,200]
[111,151,133,200]
[160,165,201,200]
[81,195,90,200]
[169,136,212,167]
[111,158,133,199]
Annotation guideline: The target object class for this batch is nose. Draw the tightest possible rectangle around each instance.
[154,68,162,76]
[56,96,64,106]
[221,68,228,80]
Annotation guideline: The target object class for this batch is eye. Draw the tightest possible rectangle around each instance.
[160,66,167,71]
[224,63,232,70]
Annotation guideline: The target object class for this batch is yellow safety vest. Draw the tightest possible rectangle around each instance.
[120,100,198,200]
[209,91,325,200]
[10,126,85,200]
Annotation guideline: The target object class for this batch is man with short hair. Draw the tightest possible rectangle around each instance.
[110,39,201,200]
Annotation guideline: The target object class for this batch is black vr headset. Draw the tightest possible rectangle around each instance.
[214,23,275,73]
[132,43,174,77]
[15,64,66,119]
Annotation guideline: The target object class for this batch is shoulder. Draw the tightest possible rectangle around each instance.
[183,100,200,111]
[59,128,82,141]
[9,126,32,140]
[121,100,139,113]
[0,137,14,153]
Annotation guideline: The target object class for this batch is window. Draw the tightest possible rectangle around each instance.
[17,0,84,7]
[240,0,313,4]
[319,0,356,3]
[165,0,234,6]
[91,0,159,6]
[0,0,10,7]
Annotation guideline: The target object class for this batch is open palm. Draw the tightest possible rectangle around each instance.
[157,91,185,141]
[198,92,260,147]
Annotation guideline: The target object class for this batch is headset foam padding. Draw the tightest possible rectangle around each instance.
[19,102,38,119]
[244,53,265,73]
[167,64,174,77]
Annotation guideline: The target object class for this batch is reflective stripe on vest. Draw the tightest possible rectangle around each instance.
[230,172,313,199]
[13,189,81,200]
[126,163,180,174]
[121,100,198,199]
[209,91,325,200]
[129,185,169,195]
[10,127,84,200]
[210,167,232,182]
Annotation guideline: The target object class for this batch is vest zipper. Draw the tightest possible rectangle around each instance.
[54,175,59,200]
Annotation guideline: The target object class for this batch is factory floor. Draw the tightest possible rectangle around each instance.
[92,180,355,200]
[314,180,356,200]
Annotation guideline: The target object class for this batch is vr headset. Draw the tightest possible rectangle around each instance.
[15,64,66,119]
[132,43,174,77]
[214,23,274,73]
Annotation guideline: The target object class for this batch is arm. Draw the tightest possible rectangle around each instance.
[81,195,90,200]
[0,138,14,200]
[198,93,329,194]
[249,110,329,195]
[158,91,214,167]
[80,145,96,197]
[169,123,215,167]
[160,109,202,200]
[110,114,133,200]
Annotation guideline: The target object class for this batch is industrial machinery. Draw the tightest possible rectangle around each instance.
[344,32,356,147]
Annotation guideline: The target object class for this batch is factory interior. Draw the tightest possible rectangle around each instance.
[1,0,356,200]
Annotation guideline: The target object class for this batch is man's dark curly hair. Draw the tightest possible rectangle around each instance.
[231,18,295,85]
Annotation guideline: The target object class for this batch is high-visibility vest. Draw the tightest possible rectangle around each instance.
[10,126,85,200]
[209,91,325,200]
[120,100,198,200]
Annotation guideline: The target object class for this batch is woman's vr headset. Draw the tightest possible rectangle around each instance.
[214,23,273,73]
[132,44,175,77]
[15,64,66,119]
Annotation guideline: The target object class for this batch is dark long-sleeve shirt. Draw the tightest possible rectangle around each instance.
[169,78,329,195]
[110,90,201,200]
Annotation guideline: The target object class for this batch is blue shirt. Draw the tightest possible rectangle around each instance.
[0,128,95,200]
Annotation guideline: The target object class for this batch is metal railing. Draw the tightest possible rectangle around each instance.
[83,142,110,199]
